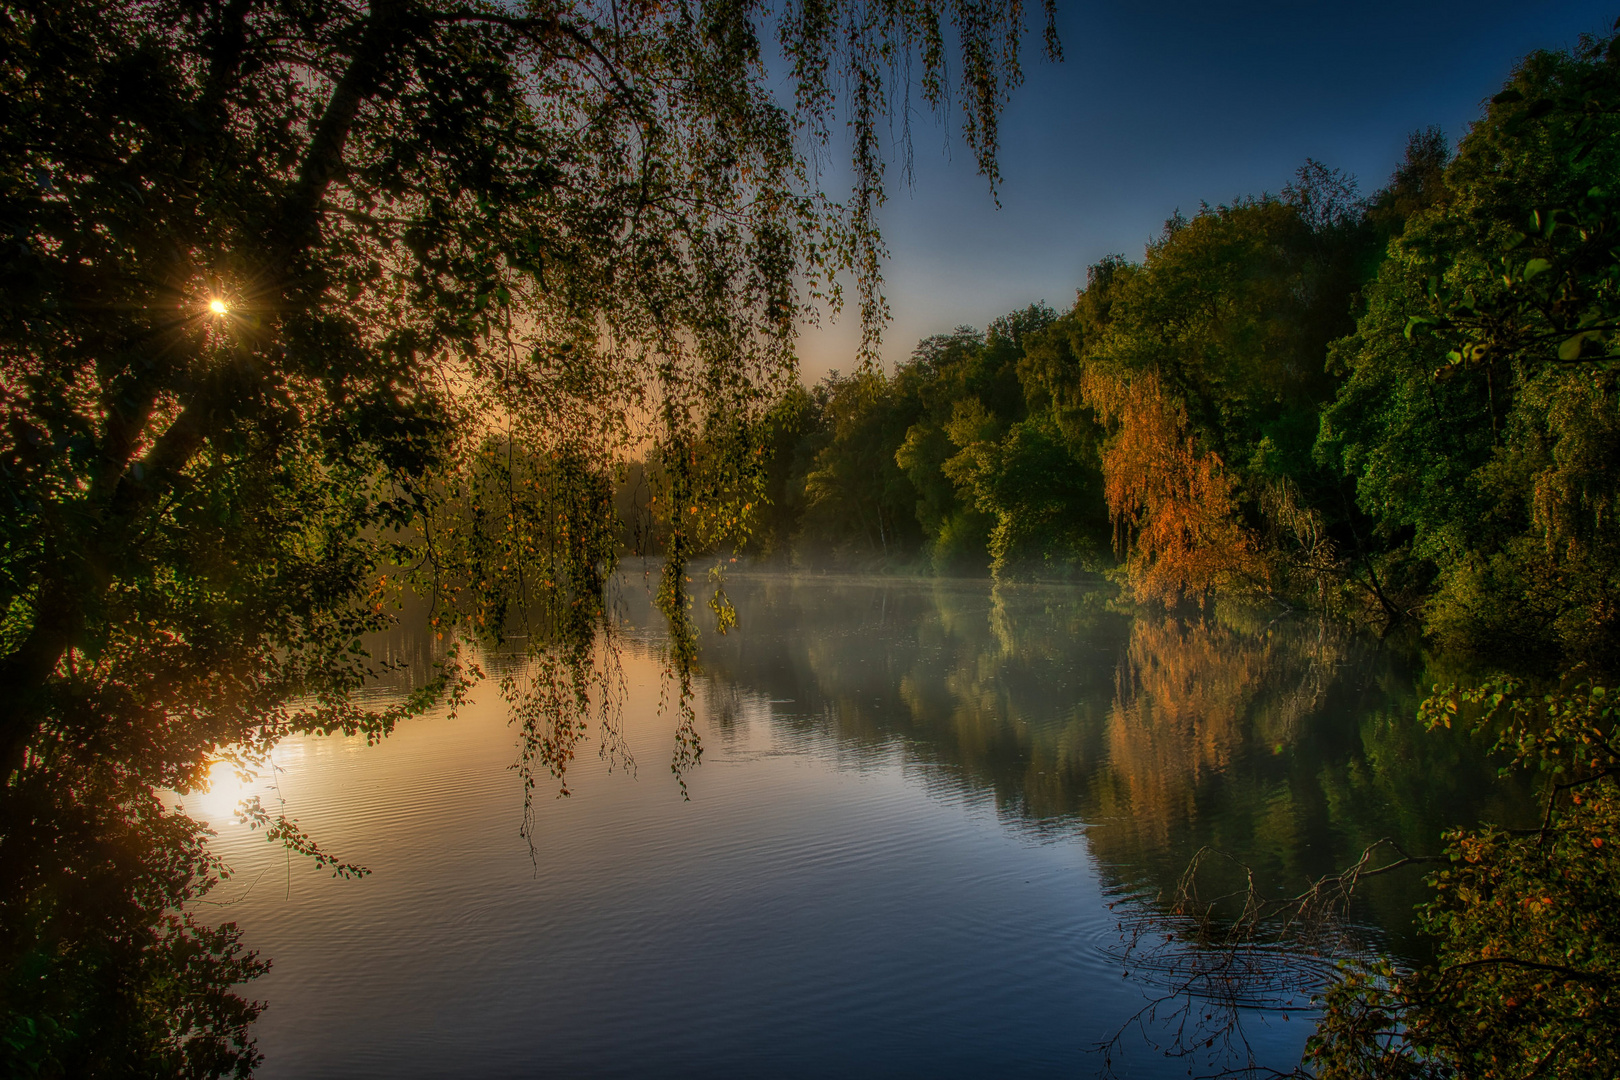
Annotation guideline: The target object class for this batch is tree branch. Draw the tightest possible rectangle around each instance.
[281,0,414,257]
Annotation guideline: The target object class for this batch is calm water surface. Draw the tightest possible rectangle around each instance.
[192,574,1519,1078]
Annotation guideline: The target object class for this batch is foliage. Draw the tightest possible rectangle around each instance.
[758,44,1620,639]
[800,367,922,560]
[778,304,1110,575]
[754,21,1620,673]
[1307,673,1620,1079]
[0,0,1055,1071]
[893,324,1010,570]
[1319,26,1620,667]
[1081,364,1263,603]
[1,767,267,1079]
[1045,192,1374,606]
[747,384,828,559]
[6,0,1617,1070]
[946,408,1108,576]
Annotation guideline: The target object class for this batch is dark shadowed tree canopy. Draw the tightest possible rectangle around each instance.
[0,0,1057,1072]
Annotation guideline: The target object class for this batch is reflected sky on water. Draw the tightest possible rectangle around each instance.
[193,573,1526,1078]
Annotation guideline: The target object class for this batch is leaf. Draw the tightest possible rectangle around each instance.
[1524,258,1553,280]
[1559,334,1587,361]
[1493,89,1525,104]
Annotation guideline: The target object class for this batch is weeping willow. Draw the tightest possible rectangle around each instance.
[0,0,1056,1072]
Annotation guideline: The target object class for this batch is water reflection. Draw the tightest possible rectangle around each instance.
[149,571,1537,1078]
[685,574,1532,958]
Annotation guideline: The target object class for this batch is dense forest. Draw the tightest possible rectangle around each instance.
[667,38,1620,682]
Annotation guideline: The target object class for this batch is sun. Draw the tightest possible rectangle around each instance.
[189,757,264,822]
[208,297,229,315]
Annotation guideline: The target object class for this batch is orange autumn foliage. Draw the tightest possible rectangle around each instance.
[1080,368,1265,605]
[1102,618,1265,846]
[1097,613,1342,850]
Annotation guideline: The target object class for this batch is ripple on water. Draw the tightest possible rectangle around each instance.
[203,578,1325,1079]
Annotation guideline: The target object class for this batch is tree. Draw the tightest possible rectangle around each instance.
[1307,674,1620,1080]
[0,0,1056,1071]
[1318,24,1620,667]
[924,307,1110,578]
[740,382,827,559]
[1069,195,1375,607]
[801,367,921,559]
[886,312,1062,573]
[891,326,1000,570]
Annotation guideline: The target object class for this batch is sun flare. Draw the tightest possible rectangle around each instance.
[208,297,229,315]
[190,757,262,822]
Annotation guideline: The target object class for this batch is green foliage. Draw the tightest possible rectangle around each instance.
[1308,673,1620,1079]
[799,368,922,561]
[1,770,267,1079]
[946,410,1109,576]
[1319,27,1620,667]
[746,19,1620,667]
[746,385,828,558]
[776,303,1111,575]
[1089,193,1363,460]
[1364,127,1452,242]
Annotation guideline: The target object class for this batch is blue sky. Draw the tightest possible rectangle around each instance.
[791,1,1618,380]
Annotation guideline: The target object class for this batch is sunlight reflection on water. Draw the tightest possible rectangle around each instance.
[193,572,1484,1079]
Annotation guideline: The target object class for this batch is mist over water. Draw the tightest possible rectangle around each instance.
[193,573,1522,1078]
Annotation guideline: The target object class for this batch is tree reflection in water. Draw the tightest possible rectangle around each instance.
[686,573,1536,1071]
[2,572,1535,1076]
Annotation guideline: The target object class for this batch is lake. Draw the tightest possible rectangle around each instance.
[190,572,1522,1078]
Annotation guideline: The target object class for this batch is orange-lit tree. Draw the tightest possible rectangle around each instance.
[1081,366,1265,604]
[1068,189,1379,609]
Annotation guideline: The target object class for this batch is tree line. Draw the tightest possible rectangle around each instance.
[723,35,1619,680]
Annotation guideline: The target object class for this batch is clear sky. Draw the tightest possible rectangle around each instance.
[792,0,1618,381]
